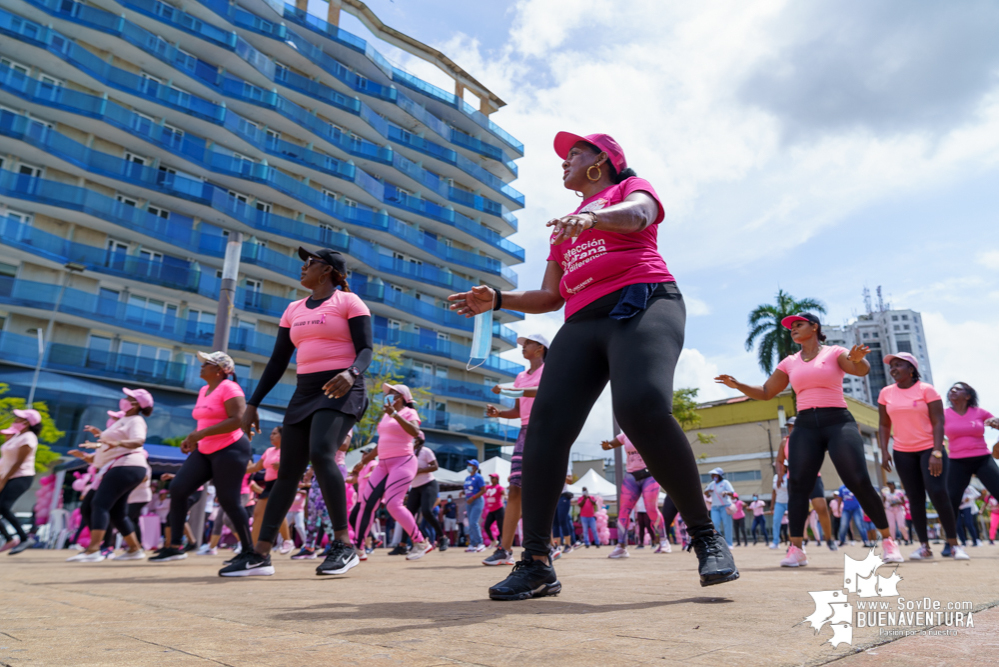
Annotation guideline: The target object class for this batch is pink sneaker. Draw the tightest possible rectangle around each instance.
[881,537,903,563]
[780,545,808,567]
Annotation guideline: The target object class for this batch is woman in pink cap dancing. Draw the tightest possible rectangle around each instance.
[0,409,42,554]
[350,384,434,561]
[450,132,737,600]
[716,312,900,567]
[67,388,153,562]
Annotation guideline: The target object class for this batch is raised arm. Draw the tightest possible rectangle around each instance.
[837,345,871,377]
[448,261,564,316]
[715,369,790,401]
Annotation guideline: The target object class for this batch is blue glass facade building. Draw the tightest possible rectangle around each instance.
[0,0,524,466]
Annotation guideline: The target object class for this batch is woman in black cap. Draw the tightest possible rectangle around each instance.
[450,131,737,601]
[236,247,372,577]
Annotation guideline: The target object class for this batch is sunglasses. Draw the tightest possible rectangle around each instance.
[304,257,329,268]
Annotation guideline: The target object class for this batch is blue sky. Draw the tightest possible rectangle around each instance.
[326,0,999,458]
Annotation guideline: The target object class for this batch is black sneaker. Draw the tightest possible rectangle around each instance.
[388,544,409,556]
[438,536,449,552]
[482,548,513,566]
[488,554,561,601]
[316,540,359,576]
[687,529,739,587]
[9,536,34,555]
[148,546,187,562]
[219,551,274,577]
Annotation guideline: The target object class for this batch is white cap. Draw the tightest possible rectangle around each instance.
[516,333,550,348]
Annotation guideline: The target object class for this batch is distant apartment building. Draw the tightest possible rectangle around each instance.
[0,0,524,467]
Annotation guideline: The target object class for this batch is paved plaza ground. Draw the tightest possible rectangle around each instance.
[1,541,997,666]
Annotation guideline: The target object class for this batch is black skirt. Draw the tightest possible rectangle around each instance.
[284,368,369,426]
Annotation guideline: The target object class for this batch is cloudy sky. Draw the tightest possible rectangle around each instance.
[322,0,999,459]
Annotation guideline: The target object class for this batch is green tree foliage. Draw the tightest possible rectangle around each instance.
[162,436,185,448]
[745,289,826,375]
[0,383,64,472]
[350,345,431,450]
[673,387,715,445]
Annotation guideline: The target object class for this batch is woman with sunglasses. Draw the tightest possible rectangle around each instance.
[150,352,255,569]
[240,247,372,577]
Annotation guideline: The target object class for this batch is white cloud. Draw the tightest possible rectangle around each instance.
[978,251,999,270]
[922,312,999,424]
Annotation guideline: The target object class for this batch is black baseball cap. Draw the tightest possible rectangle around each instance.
[298,246,346,275]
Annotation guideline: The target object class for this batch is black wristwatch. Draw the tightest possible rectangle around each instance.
[347,366,361,378]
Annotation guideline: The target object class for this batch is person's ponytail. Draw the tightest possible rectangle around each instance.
[334,271,351,292]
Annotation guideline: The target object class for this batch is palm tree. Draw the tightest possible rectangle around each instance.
[745,290,826,375]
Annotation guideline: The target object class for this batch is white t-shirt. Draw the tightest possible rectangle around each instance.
[706,479,734,507]
[961,486,980,513]
[410,446,437,488]
[773,474,789,504]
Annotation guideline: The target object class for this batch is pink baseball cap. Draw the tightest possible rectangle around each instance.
[122,387,154,409]
[554,132,627,173]
[382,383,413,404]
[12,408,41,426]
[884,352,919,370]
[781,312,821,330]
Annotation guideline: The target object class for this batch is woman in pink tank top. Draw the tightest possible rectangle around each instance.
[716,312,899,568]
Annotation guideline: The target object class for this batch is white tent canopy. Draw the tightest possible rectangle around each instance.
[566,468,618,501]
[478,457,512,488]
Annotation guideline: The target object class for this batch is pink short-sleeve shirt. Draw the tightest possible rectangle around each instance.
[513,364,544,425]
[279,291,371,374]
[0,431,37,479]
[944,407,996,459]
[878,382,942,452]
[376,407,421,459]
[776,346,849,411]
[192,380,245,454]
[261,446,281,482]
[483,484,505,512]
[617,433,647,473]
[546,177,673,319]
[93,416,147,469]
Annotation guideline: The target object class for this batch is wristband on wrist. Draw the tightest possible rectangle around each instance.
[493,289,503,311]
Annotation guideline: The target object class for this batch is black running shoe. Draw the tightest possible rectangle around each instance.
[9,537,34,555]
[438,536,449,552]
[316,540,359,576]
[183,542,198,552]
[148,546,187,562]
[388,544,409,556]
[687,530,739,587]
[488,554,561,601]
[219,551,274,577]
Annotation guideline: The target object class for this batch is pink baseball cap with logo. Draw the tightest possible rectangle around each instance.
[12,408,41,426]
[122,387,154,409]
[884,352,919,370]
[554,132,628,174]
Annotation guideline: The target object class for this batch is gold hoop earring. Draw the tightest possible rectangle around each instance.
[586,165,602,182]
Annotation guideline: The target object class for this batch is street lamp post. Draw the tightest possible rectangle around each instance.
[26,327,44,406]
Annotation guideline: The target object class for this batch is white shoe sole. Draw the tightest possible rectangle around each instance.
[113,551,146,561]
[149,554,188,562]
[219,565,275,577]
[780,560,807,567]
[406,547,434,561]
[608,552,629,559]
[881,555,904,563]
[317,553,359,575]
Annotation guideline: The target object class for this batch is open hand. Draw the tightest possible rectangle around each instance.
[547,213,594,245]
[714,375,738,388]
[485,405,500,418]
[847,345,871,364]
[84,425,101,437]
[447,285,495,317]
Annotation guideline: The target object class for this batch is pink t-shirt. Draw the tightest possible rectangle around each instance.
[240,473,251,495]
[279,291,371,374]
[483,483,505,512]
[546,177,672,319]
[749,500,765,516]
[616,433,647,473]
[410,446,437,488]
[261,447,281,482]
[578,495,598,518]
[376,407,421,459]
[0,431,37,479]
[93,416,147,469]
[878,382,942,452]
[192,380,245,454]
[513,364,544,425]
[731,499,745,520]
[945,407,996,459]
[776,345,849,411]
[290,490,306,513]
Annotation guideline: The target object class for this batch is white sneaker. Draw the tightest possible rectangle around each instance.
[768,543,778,549]
[654,540,672,554]
[608,545,629,559]
[881,537,904,564]
[69,551,106,563]
[474,544,486,552]
[908,546,933,560]
[196,544,213,555]
[974,539,983,547]
[464,545,477,552]
[780,545,808,567]
[278,540,293,555]
[113,549,146,561]
[406,540,434,561]
[952,545,970,560]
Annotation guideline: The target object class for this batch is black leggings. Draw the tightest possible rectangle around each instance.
[127,502,145,544]
[732,516,747,545]
[636,512,652,545]
[405,480,443,541]
[521,285,712,557]
[893,448,957,542]
[787,408,887,538]
[0,475,33,540]
[484,508,505,541]
[260,409,355,543]
[947,455,999,522]
[168,436,253,550]
[91,466,146,535]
